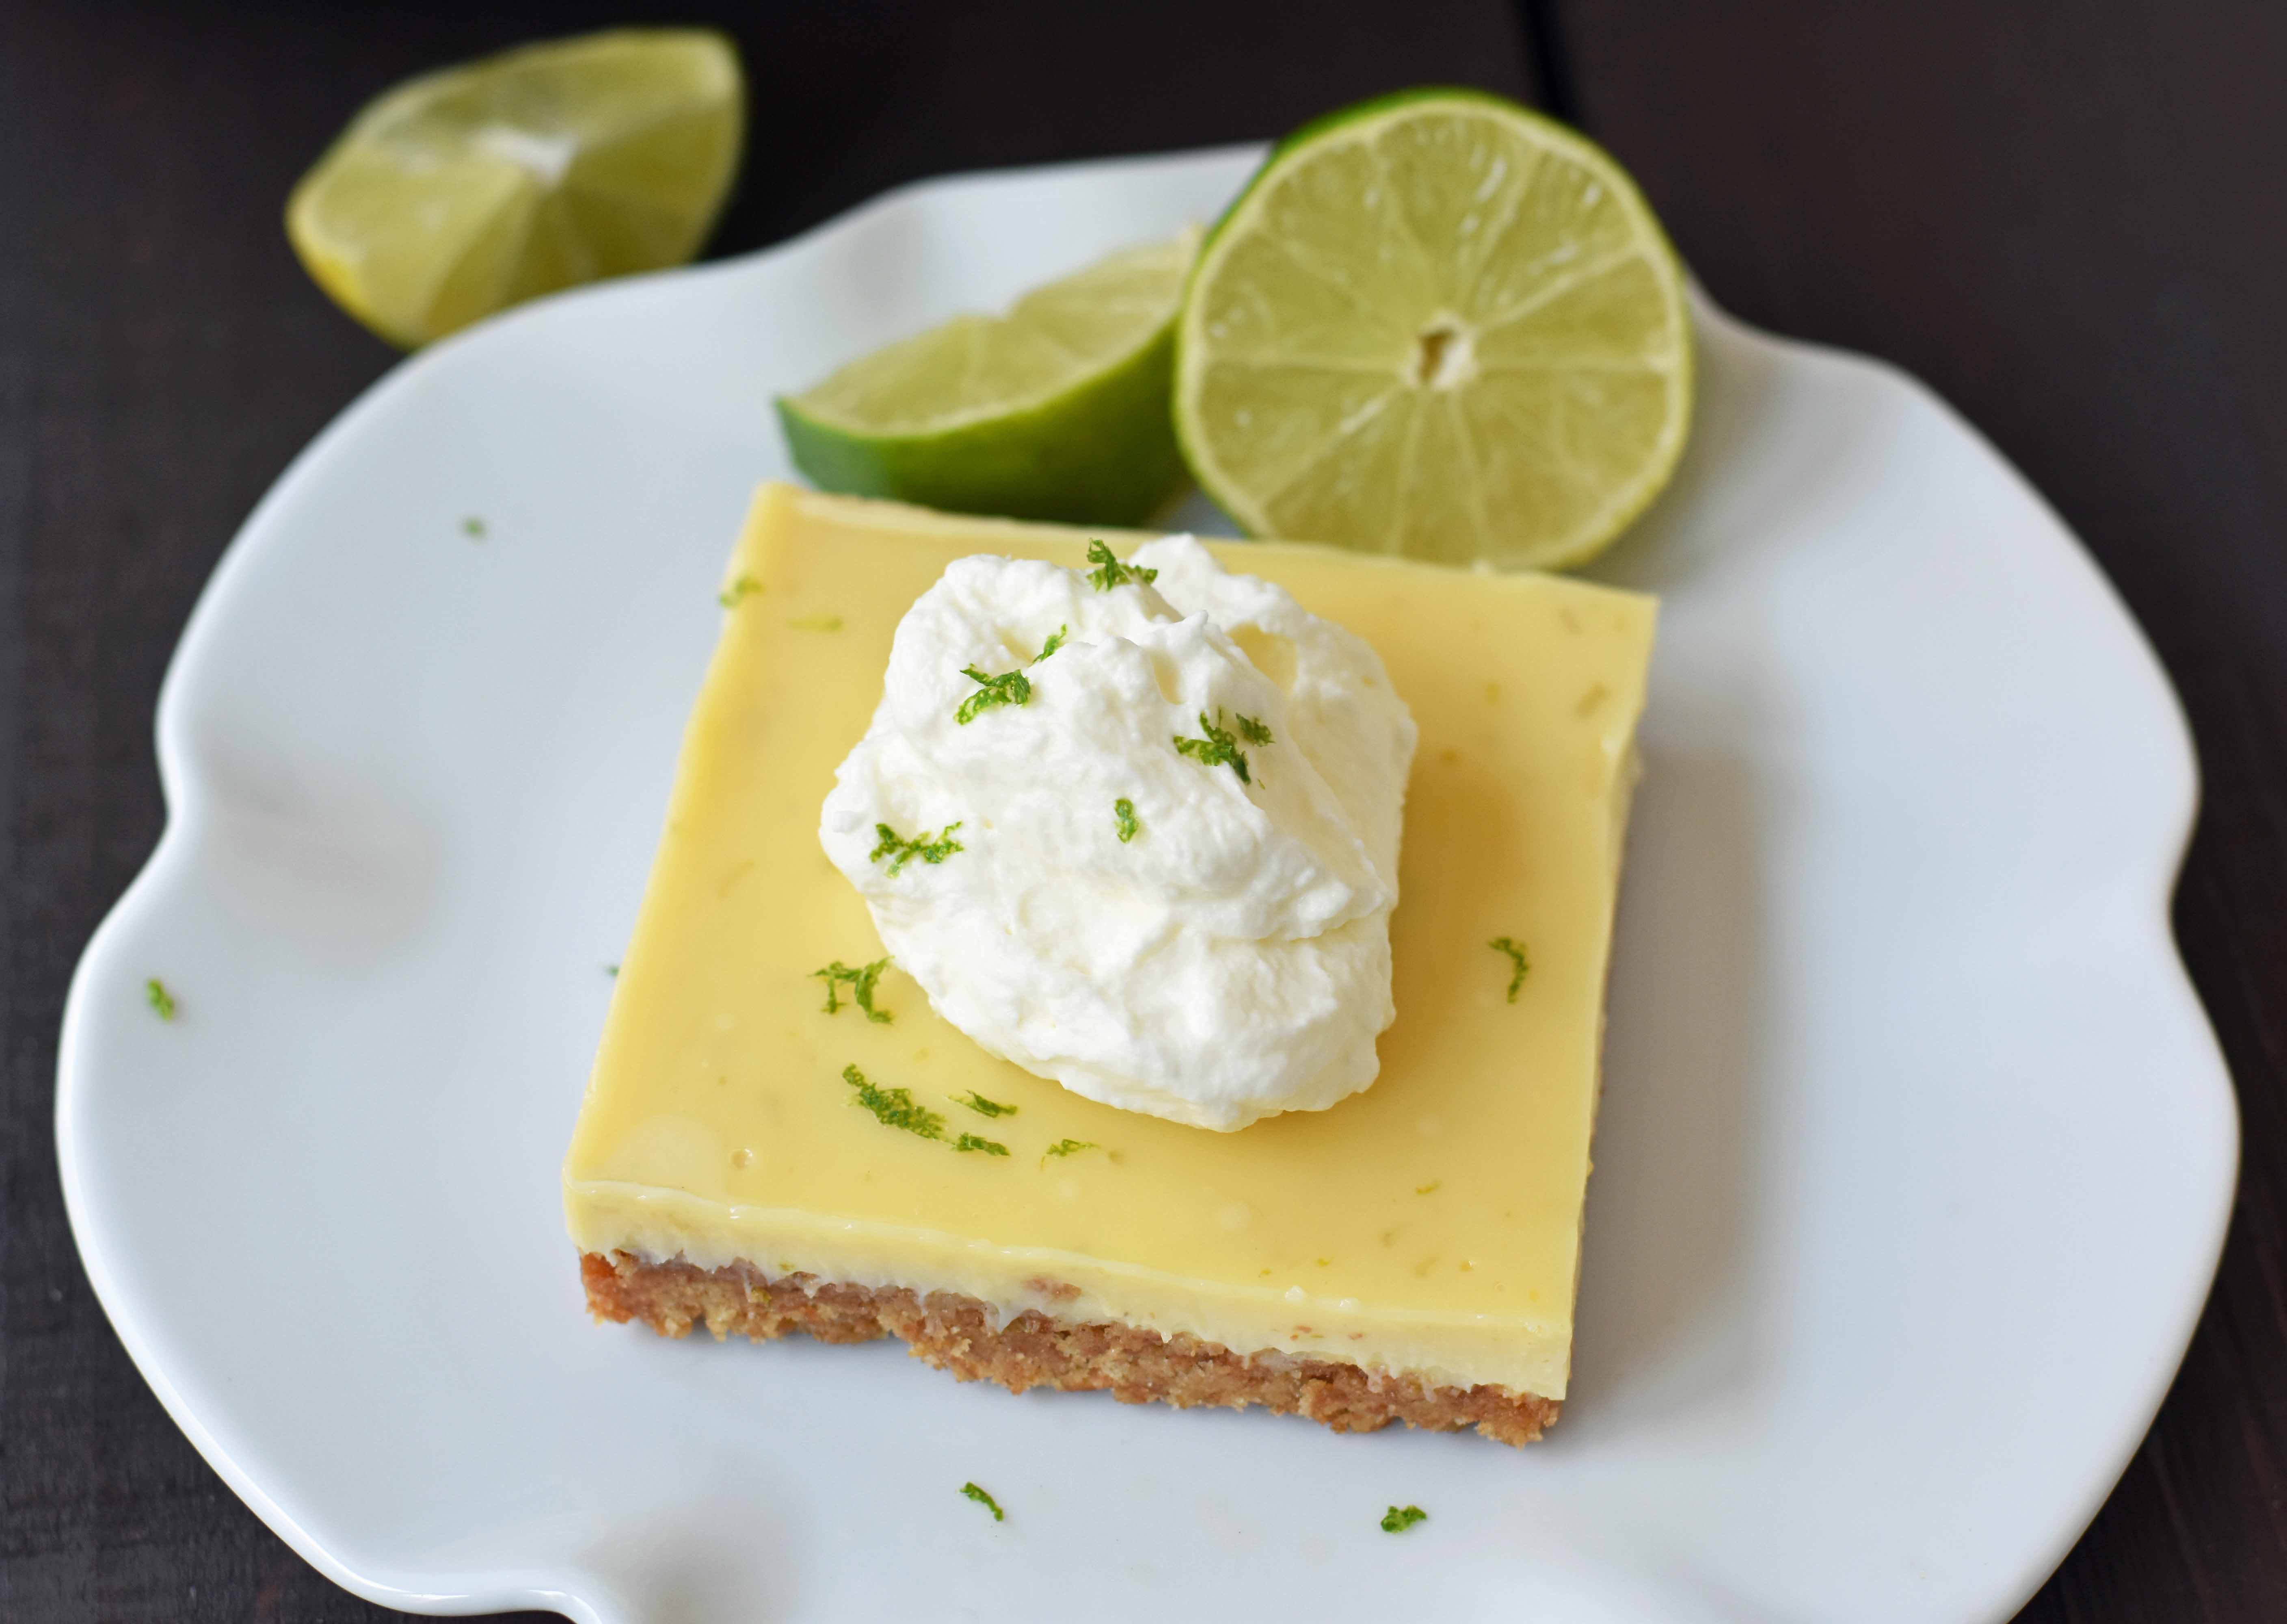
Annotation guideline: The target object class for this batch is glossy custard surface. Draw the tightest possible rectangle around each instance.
[564,485,1655,1397]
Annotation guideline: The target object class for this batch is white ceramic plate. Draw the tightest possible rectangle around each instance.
[58,145,2236,1624]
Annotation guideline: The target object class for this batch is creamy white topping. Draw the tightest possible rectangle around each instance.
[819,538,1416,1130]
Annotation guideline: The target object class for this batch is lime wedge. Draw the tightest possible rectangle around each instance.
[1174,90,1692,569]
[287,29,743,348]
[776,231,1197,526]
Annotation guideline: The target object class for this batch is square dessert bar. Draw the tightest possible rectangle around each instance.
[564,484,1654,1444]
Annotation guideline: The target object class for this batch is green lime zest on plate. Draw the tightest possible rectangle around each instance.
[145,978,178,1021]
[961,1482,1006,1521]
[1114,798,1140,843]
[1381,1505,1428,1533]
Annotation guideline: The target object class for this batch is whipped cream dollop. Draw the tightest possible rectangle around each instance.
[820,538,1417,1130]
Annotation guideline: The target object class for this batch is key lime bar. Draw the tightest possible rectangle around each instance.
[565,485,1655,1444]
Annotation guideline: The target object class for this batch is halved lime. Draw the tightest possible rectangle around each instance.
[776,231,1197,526]
[287,30,743,349]
[1174,90,1692,569]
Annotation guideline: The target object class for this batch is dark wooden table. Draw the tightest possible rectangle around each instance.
[6,2,2283,1618]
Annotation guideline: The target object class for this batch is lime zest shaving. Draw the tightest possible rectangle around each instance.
[962,1482,1006,1521]
[1173,710,1254,784]
[955,664,1032,724]
[813,957,893,1023]
[1381,1505,1428,1533]
[871,821,964,875]
[958,1091,1016,1118]
[841,1063,944,1140]
[145,978,177,1021]
[1489,937,1530,1002]
[1086,539,1158,590]
[1114,798,1140,843]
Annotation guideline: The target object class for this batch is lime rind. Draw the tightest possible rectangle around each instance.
[1172,90,1693,571]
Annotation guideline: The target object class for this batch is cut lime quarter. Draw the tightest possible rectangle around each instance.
[287,29,744,349]
[776,231,1197,527]
[1174,90,1693,570]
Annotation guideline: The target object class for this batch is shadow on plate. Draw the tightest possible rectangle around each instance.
[1565,745,1768,1425]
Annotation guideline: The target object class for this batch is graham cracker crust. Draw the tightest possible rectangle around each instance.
[581,1250,1559,1446]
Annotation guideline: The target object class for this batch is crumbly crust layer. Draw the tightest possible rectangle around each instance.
[581,1250,1558,1446]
